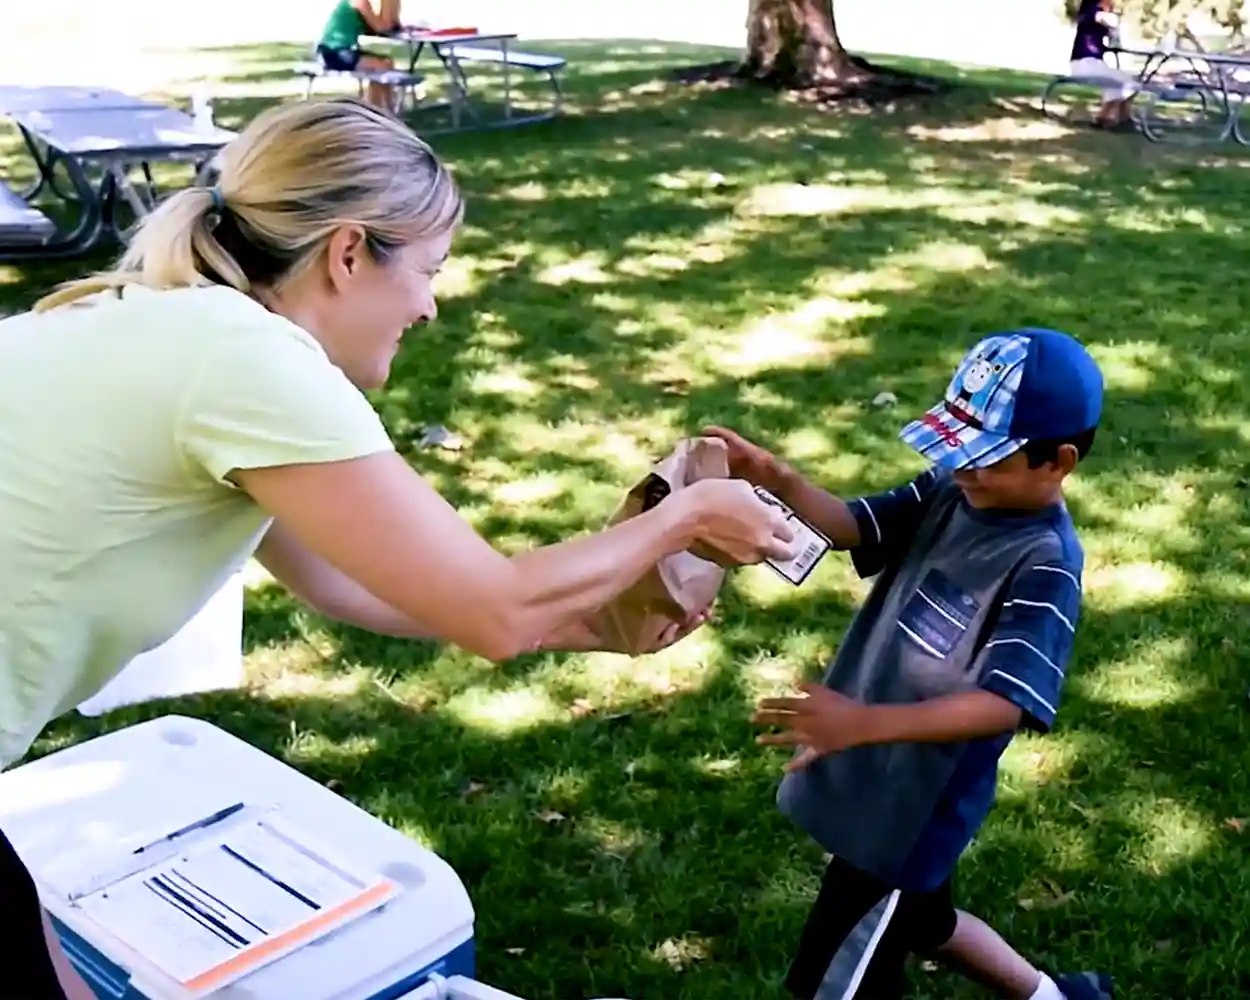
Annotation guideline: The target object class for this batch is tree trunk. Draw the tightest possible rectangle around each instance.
[742,0,856,88]
[671,0,948,103]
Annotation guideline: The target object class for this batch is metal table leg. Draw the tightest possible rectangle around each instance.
[501,38,512,122]
[435,46,480,129]
[0,152,106,262]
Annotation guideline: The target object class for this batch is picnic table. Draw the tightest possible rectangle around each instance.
[0,85,236,260]
[392,27,520,130]
[1041,38,1250,145]
[0,85,150,114]
[298,26,566,133]
[0,85,152,199]
[1121,44,1250,144]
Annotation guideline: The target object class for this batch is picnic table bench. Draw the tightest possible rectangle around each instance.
[0,177,56,247]
[446,44,567,122]
[295,60,428,112]
[1041,38,1250,145]
[1041,70,1208,122]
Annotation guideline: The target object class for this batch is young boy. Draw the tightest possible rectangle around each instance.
[707,328,1113,1000]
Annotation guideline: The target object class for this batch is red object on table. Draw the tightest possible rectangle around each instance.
[420,26,479,37]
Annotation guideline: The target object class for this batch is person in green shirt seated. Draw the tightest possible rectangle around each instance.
[318,0,404,110]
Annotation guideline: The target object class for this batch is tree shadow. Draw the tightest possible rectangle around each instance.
[29,572,1250,1000]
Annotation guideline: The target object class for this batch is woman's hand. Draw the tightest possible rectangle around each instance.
[645,607,712,651]
[676,477,797,564]
[537,606,713,654]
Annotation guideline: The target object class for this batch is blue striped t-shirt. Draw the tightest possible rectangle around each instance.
[777,468,1084,891]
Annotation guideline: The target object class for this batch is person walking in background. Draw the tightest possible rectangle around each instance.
[1069,0,1140,130]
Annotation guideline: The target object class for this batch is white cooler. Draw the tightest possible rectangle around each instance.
[0,715,530,1000]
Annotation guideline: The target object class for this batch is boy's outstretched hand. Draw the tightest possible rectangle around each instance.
[752,683,870,772]
[752,685,1026,772]
[702,426,785,491]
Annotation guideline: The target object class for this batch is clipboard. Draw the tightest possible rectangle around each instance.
[67,808,401,997]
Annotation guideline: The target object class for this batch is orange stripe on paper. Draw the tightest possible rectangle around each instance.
[181,880,396,993]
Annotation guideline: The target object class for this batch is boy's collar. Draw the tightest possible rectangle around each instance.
[959,497,1066,525]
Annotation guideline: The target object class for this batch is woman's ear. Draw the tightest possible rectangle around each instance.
[325,225,370,289]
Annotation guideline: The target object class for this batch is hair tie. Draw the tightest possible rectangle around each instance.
[201,185,226,231]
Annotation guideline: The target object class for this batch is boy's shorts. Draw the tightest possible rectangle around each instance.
[785,855,958,1000]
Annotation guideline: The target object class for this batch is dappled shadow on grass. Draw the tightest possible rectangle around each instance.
[6,39,1250,1000]
[30,643,834,1000]
[28,575,1250,999]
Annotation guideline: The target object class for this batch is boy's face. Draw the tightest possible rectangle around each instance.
[951,445,1077,511]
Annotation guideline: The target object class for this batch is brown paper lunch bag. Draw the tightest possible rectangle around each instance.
[581,436,732,655]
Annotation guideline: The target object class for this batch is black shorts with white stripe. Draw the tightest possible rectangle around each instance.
[785,855,958,1000]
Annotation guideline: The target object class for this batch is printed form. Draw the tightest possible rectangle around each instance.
[74,814,399,995]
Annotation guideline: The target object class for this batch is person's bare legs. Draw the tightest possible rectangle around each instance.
[932,910,1043,999]
[1094,83,1135,129]
[356,54,397,113]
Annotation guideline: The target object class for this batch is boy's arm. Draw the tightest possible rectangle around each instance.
[776,463,945,578]
[352,0,398,32]
[754,685,1022,770]
[702,426,944,573]
[850,689,1022,744]
[974,558,1083,733]
[767,461,861,548]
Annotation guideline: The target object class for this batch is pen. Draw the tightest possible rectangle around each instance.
[133,802,246,855]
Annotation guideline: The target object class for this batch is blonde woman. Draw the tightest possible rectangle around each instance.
[0,98,795,999]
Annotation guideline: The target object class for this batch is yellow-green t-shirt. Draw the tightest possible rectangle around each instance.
[0,284,395,768]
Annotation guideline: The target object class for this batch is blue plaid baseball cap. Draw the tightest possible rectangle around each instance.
[899,328,1103,472]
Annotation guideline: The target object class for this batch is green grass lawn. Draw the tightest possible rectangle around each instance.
[5,40,1250,1000]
